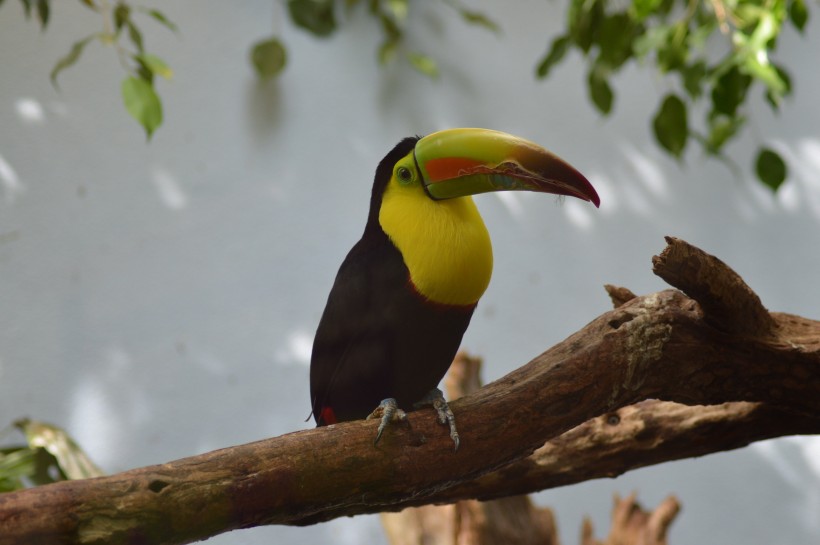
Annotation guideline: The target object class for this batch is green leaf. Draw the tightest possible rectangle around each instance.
[50,34,96,88]
[135,53,173,80]
[631,0,662,21]
[596,13,639,70]
[656,22,688,72]
[386,0,407,23]
[687,18,716,50]
[755,148,787,190]
[681,60,706,99]
[742,54,787,98]
[536,35,571,79]
[379,12,401,41]
[655,0,676,17]
[653,93,688,158]
[0,480,18,493]
[19,0,32,18]
[406,52,439,79]
[142,8,178,33]
[114,1,130,33]
[0,447,37,490]
[35,0,49,28]
[121,76,162,138]
[705,114,745,154]
[587,66,613,114]
[711,66,752,117]
[568,0,604,53]
[136,63,153,85]
[450,3,500,33]
[126,20,144,53]
[378,39,398,65]
[789,0,808,31]
[288,0,337,37]
[250,38,287,79]
[765,63,792,108]
[633,25,671,60]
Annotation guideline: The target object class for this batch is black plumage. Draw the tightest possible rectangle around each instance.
[310,138,474,426]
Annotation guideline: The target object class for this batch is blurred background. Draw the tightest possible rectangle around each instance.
[1,1,819,543]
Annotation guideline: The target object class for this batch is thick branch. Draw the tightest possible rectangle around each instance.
[434,398,820,503]
[1,237,819,544]
[380,354,685,545]
[381,352,560,545]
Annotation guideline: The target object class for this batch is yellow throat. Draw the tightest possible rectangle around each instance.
[378,154,494,307]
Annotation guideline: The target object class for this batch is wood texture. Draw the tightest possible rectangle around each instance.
[581,494,680,545]
[652,236,777,336]
[1,237,819,544]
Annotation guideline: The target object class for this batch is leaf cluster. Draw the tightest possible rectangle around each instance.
[248,0,499,81]
[4,0,177,139]
[4,0,809,190]
[0,419,104,493]
[536,0,808,190]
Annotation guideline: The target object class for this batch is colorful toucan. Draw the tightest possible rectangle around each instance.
[310,128,599,448]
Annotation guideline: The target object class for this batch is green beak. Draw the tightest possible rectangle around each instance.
[414,128,600,208]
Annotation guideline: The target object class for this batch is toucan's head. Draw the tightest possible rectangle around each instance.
[366,128,599,230]
[364,128,599,306]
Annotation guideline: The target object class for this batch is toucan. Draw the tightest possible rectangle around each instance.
[310,128,599,449]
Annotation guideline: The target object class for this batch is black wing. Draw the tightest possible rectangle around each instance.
[309,234,408,424]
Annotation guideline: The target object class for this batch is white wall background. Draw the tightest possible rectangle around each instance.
[2,1,819,544]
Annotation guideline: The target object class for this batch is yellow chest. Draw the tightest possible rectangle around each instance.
[379,187,493,306]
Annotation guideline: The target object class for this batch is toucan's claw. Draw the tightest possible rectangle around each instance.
[415,388,460,451]
[368,398,407,445]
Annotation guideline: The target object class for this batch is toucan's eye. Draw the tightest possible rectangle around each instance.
[396,166,413,184]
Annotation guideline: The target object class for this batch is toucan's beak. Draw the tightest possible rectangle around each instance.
[414,128,600,208]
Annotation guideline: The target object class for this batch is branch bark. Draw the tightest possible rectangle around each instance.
[380,352,561,545]
[1,237,819,544]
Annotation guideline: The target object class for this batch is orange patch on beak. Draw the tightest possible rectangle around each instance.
[424,157,484,183]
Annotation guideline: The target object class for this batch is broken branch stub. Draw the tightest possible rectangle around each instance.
[651,236,776,336]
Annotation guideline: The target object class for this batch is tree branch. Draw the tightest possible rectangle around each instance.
[652,235,777,336]
[1,237,818,544]
[581,493,680,545]
[414,354,820,504]
[379,353,684,545]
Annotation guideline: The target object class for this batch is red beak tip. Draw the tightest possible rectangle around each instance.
[581,186,600,208]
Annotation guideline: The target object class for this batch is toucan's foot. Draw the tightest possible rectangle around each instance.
[414,388,460,451]
[367,398,407,445]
